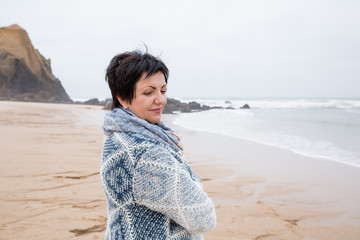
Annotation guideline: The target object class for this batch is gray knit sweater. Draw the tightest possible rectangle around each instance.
[101,108,216,240]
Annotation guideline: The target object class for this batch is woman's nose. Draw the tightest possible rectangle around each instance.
[154,92,166,105]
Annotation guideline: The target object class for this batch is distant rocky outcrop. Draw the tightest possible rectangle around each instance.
[240,104,250,109]
[0,24,72,103]
[163,98,211,113]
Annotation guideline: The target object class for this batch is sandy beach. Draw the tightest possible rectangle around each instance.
[1,101,360,240]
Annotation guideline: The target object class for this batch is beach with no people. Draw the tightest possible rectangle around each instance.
[1,101,360,240]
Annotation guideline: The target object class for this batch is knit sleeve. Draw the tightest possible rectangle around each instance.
[132,146,216,234]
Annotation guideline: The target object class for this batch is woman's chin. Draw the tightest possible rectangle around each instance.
[153,115,162,124]
[146,114,162,124]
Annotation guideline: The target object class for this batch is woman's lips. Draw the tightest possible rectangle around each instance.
[151,108,162,113]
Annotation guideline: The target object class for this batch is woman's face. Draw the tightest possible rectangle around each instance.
[119,72,167,124]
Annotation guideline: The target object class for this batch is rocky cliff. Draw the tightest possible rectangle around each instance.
[0,24,72,102]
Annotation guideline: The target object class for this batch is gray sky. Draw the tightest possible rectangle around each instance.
[1,0,360,100]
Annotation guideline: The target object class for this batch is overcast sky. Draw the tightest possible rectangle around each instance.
[1,0,360,100]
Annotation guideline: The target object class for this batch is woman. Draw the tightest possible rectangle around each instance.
[101,50,216,240]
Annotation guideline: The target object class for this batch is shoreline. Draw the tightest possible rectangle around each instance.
[170,111,360,170]
[175,123,360,169]
[163,113,360,239]
[164,113,360,170]
[1,102,359,240]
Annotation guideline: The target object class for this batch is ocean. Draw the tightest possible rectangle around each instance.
[172,98,360,168]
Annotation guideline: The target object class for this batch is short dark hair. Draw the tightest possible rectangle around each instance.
[105,50,169,110]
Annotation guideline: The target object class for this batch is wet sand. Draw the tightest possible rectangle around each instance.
[1,101,360,240]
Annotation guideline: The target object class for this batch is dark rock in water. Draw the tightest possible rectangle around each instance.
[0,24,72,103]
[240,104,250,109]
[163,98,211,114]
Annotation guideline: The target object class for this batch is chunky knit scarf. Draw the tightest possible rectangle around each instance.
[103,107,182,152]
[101,107,216,240]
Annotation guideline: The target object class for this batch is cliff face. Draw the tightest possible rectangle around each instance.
[0,24,72,102]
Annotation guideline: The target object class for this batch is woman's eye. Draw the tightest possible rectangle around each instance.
[144,92,152,96]
[161,90,167,94]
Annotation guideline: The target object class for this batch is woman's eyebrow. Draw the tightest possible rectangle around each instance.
[141,84,167,90]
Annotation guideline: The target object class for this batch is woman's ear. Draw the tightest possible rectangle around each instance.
[117,96,129,109]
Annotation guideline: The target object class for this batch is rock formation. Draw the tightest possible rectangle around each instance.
[163,98,211,113]
[0,24,72,102]
[240,104,250,109]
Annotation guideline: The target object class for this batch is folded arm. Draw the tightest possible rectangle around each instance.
[133,147,216,234]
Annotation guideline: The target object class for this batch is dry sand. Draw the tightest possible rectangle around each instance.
[1,101,359,240]
[0,101,106,240]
